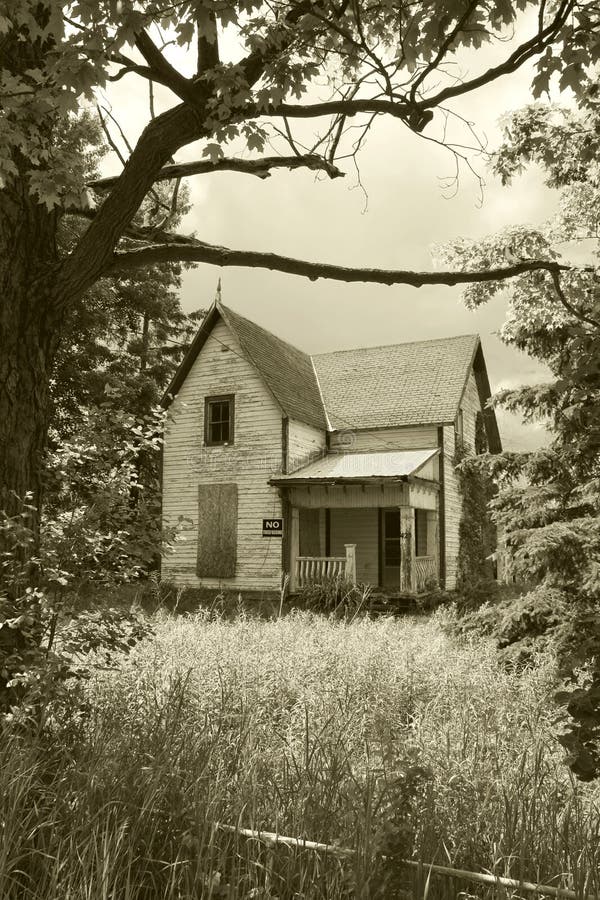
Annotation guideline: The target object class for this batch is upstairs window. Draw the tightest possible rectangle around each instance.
[204,395,234,446]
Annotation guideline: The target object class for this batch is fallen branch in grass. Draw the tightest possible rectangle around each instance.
[217,823,592,899]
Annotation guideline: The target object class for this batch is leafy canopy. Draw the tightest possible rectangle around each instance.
[2,0,597,228]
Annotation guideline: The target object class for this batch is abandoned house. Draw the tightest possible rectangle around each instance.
[161,300,501,597]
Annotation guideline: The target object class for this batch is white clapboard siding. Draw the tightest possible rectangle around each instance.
[330,508,379,585]
[414,455,438,481]
[162,318,283,591]
[330,425,438,453]
[288,418,326,473]
[442,423,459,590]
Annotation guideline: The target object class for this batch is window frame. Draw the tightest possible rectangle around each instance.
[204,394,235,446]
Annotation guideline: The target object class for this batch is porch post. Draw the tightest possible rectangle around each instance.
[290,507,300,591]
[344,544,357,584]
[426,510,439,585]
[399,506,415,593]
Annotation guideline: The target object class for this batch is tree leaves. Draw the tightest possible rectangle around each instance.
[445,98,600,779]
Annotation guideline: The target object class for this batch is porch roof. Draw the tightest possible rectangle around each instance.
[271,448,439,484]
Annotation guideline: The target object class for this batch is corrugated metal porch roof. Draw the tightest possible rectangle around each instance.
[271,448,439,484]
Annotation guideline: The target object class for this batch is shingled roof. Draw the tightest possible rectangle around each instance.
[219,304,327,430]
[162,301,327,430]
[163,302,501,451]
[312,334,480,430]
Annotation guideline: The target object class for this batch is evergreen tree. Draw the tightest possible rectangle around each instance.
[439,94,600,779]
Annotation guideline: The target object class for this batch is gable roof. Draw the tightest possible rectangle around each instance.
[162,301,328,430]
[312,334,479,431]
[163,302,501,452]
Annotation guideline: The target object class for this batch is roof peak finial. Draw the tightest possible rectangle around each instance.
[215,277,222,305]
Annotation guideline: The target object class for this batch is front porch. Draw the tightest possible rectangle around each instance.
[290,505,439,595]
[271,448,442,597]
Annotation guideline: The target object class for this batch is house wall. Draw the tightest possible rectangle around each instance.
[330,508,379,585]
[162,317,284,592]
[461,372,480,451]
[330,425,438,453]
[412,456,438,482]
[443,371,486,589]
[442,423,459,590]
[288,418,326,473]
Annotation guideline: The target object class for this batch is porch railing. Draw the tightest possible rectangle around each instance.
[295,544,356,589]
[414,555,438,592]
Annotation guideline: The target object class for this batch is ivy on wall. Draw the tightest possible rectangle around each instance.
[454,415,497,602]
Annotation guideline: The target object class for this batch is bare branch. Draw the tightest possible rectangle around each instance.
[107,235,588,288]
[105,51,173,88]
[420,0,573,109]
[100,104,134,156]
[88,154,344,191]
[409,0,479,102]
[134,29,195,101]
[551,270,600,330]
[266,98,410,120]
[96,104,128,168]
[107,64,157,83]
[57,1,331,302]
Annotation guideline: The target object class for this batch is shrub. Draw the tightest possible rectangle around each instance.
[295,577,372,617]
[454,585,568,664]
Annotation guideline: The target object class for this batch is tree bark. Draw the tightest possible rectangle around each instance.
[0,189,61,531]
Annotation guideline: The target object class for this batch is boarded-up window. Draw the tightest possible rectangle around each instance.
[415,509,428,557]
[197,483,238,577]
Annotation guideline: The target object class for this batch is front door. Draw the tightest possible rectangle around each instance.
[381,509,401,590]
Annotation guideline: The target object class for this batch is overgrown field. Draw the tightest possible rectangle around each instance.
[3,611,600,899]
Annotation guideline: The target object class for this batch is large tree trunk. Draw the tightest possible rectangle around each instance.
[0,7,64,534]
[0,190,61,532]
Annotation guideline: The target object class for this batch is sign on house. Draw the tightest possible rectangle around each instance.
[262,518,283,537]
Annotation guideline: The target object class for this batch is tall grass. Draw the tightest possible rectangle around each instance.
[2,611,600,898]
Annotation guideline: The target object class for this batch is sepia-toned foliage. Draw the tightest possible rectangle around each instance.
[439,95,600,779]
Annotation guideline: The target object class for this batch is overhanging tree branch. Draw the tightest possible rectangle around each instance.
[107,237,588,287]
[88,154,344,191]
[56,0,580,307]
[263,98,411,120]
[134,29,195,101]
[551,270,600,330]
[420,0,573,109]
[57,1,329,302]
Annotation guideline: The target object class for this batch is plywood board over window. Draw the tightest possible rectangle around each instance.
[197,483,238,577]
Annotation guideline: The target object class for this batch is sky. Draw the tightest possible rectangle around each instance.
[100,11,567,452]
